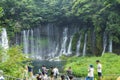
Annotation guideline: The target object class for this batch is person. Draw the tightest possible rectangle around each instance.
[28,65,33,77]
[23,65,29,80]
[42,65,48,75]
[69,75,74,80]
[53,67,59,79]
[0,76,4,80]
[66,67,72,80]
[36,73,42,80]
[61,75,65,80]
[87,65,94,80]
[49,67,54,80]
[96,60,102,80]
[42,72,48,80]
[0,70,4,80]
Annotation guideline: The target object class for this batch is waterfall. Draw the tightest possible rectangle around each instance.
[55,44,59,55]
[21,25,61,60]
[34,28,42,59]
[60,28,68,55]
[67,36,73,55]
[1,28,9,49]
[76,35,81,56]
[83,33,87,56]
[108,38,112,53]
[15,25,80,60]
[23,30,29,55]
[1,28,9,62]
[102,32,107,56]
[30,29,34,57]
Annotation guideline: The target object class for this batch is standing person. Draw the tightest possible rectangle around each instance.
[42,65,48,75]
[53,67,59,79]
[66,67,72,75]
[87,65,94,80]
[49,67,54,80]
[96,60,102,80]
[28,65,33,77]
[42,72,48,80]
[66,67,72,80]
[23,65,29,80]
[0,70,4,80]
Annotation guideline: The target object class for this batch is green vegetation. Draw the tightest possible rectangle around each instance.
[62,53,120,79]
[0,46,29,78]
[0,0,119,55]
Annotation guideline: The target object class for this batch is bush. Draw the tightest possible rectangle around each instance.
[0,46,29,78]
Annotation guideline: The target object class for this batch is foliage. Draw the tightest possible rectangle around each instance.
[63,53,120,80]
[0,46,29,78]
[0,0,120,55]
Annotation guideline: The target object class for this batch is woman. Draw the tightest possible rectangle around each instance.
[87,65,94,80]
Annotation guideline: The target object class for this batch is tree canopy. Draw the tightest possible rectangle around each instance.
[0,0,120,55]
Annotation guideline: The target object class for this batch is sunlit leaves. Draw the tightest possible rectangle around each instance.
[0,7,3,18]
[0,46,29,77]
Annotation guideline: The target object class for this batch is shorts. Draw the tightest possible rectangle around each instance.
[98,72,102,77]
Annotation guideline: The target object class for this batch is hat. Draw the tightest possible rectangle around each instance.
[96,60,100,62]
[89,65,93,68]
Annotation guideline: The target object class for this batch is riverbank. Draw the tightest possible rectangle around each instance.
[61,53,120,80]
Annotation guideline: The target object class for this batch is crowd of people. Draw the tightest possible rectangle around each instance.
[35,65,74,80]
[23,64,74,80]
[22,60,102,80]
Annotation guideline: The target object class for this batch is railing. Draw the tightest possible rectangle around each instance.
[102,74,120,80]
[3,75,22,80]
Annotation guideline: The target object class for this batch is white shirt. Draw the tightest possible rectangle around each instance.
[53,68,59,75]
[0,76,4,80]
[88,67,94,77]
[42,74,48,80]
[97,63,102,72]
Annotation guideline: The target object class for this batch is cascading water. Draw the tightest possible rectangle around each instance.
[108,38,112,53]
[76,35,81,56]
[60,28,68,55]
[13,25,115,59]
[15,25,79,60]
[83,33,87,56]
[23,30,29,56]
[0,28,9,62]
[30,29,34,57]
[67,36,73,55]
[1,28,9,49]
[102,32,107,56]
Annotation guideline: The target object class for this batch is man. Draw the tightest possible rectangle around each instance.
[53,67,59,79]
[96,60,102,80]
[66,67,72,80]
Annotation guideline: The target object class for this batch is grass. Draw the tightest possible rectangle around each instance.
[61,53,120,80]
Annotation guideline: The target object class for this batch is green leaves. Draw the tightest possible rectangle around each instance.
[0,46,29,78]
[64,53,120,79]
[0,7,3,18]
